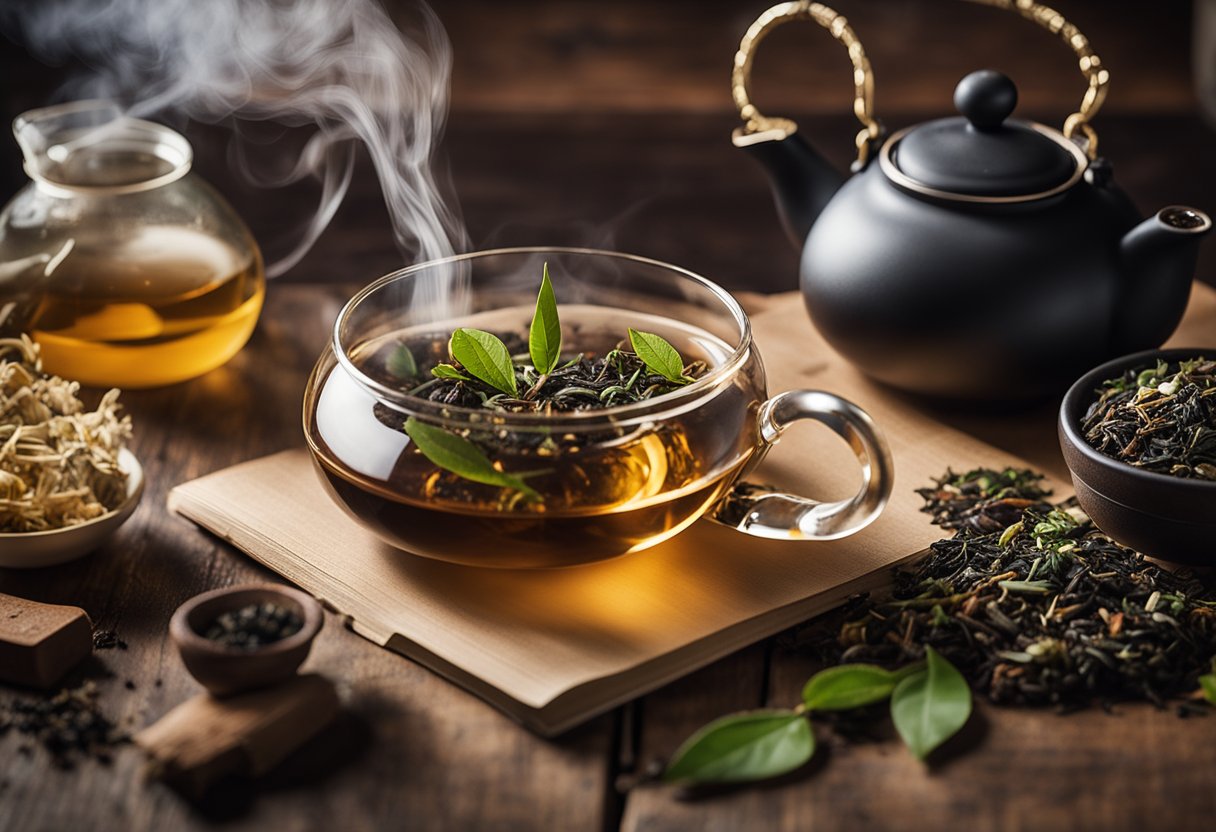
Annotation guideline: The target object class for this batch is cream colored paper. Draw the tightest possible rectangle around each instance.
[169,284,1216,735]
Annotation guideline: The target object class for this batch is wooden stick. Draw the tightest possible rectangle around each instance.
[135,674,339,797]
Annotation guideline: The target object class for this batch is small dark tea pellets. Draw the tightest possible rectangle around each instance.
[203,603,303,650]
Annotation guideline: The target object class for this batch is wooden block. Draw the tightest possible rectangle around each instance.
[135,674,340,798]
[0,592,93,689]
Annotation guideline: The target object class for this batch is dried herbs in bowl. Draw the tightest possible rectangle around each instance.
[1081,355,1215,481]
[1058,349,1216,565]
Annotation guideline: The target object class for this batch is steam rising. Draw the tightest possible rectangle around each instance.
[2,0,467,279]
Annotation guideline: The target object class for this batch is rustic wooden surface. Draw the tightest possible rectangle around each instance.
[2,0,1216,829]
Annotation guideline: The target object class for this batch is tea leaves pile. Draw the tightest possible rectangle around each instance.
[798,467,1216,709]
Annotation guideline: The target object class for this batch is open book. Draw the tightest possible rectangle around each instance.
[169,292,1078,736]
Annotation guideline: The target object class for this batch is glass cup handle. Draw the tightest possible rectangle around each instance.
[710,390,893,541]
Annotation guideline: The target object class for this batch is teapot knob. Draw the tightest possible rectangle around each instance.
[954,70,1018,131]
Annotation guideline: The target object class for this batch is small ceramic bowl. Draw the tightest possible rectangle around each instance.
[170,584,324,696]
[1059,348,1216,565]
[0,448,144,569]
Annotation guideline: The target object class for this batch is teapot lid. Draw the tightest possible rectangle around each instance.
[882,71,1087,202]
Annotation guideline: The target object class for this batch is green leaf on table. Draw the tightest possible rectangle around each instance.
[529,262,562,375]
[1200,673,1216,706]
[386,344,418,379]
[449,328,518,396]
[802,664,903,712]
[403,417,539,501]
[890,646,972,760]
[431,363,471,381]
[663,709,813,785]
[628,328,691,385]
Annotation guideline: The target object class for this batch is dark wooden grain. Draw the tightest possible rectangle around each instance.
[2,0,1216,829]
[439,0,1198,117]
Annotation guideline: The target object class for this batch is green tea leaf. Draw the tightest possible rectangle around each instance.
[663,710,813,785]
[403,417,539,501]
[432,363,470,381]
[529,262,562,375]
[386,344,418,379]
[890,646,972,760]
[1200,673,1216,706]
[801,664,901,712]
[449,328,518,396]
[628,328,690,385]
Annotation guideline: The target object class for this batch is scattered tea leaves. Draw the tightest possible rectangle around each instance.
[449,328,518,396]
[628,329,691,386]
[403,417,539,501]
[386,344,418,379]
[801,664,906,712]
[794,466,1216,710]
[663,710,814,785]
[0,680,128,769]
[890,646,972,760]
[529,263,562,375]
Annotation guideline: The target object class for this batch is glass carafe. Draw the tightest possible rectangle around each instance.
[0,101,264,388]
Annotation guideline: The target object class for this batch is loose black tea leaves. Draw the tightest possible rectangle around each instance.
[92,628,127,651]
[382,263,706,417]
[203,602,304,650]
[1081,356,1216,480]
[801,467,1216,710]
[0,680,128,769]
[664,463,1216,789]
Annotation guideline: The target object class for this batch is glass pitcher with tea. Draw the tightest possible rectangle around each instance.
[0,100,264,387]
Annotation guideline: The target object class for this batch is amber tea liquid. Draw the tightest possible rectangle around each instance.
[306,308,760,568]
[27,226,264,387]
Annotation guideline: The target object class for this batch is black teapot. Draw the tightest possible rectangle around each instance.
[732,1,1211,400]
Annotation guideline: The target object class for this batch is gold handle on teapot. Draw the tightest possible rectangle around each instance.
[965,0,1109,158]
[731,2,882,167]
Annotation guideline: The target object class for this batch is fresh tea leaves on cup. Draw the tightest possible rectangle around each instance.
[387,265,708,497]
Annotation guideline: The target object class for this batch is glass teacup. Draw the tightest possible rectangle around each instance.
[303,248,892,568]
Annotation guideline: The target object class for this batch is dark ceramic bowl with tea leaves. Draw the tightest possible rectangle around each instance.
[170,584,323,696]
[1058,348,1216,565]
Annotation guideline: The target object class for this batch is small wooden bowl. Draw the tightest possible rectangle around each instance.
[1059,348,1216,565]
[170,584,323,696]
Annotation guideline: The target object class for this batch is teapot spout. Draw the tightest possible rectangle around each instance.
[1113,206,1212,353]
[734,128,844,247]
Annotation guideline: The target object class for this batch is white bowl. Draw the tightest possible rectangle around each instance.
[0,448,144,569]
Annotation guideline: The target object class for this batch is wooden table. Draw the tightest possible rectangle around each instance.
[4,1,1216,826]
[3,290,1216,832]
